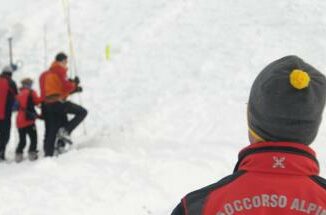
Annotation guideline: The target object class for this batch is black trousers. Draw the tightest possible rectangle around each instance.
[16,124,37,153]
[0,118,11,158]
[42,101,87,156]
[62,101,87,134]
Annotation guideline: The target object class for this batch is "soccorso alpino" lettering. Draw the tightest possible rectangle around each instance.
[216,194,326,215]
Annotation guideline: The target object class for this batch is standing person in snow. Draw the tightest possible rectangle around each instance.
[172,56,326,215]
[0,66,18,161]
[15,78,42,162]
[39,52,87,157]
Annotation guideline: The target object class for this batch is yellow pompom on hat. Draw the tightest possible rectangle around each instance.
[289,69,310,90]
[248,55,326,145]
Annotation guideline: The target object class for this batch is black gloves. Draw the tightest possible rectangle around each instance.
[69,76,83,94]
[74,76,80,85]
[75,86,83,93]
[69,76,80,85]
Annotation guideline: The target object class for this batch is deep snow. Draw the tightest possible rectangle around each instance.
[0,0,326,214]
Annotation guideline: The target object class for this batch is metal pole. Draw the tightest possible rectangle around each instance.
[62,0,77,77]
[8,37,13,66]
[43,25,48,68]
[61,0,87,135]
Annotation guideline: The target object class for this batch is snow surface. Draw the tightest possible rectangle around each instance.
[1,0,326,214]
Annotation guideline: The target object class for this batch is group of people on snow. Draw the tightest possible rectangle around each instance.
[0,52,87,162]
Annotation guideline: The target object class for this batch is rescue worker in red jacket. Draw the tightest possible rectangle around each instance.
[15,78,42,162]
[40,52,87,156]
[172,56,326,215]
[0,66,18,161]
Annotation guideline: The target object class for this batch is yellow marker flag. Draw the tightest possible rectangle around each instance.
[105,45,110,61]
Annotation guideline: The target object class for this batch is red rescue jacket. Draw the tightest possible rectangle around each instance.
[172,142,326,215]
[16,88,42,128]
[0,74,18,120]
[39,62,76,102]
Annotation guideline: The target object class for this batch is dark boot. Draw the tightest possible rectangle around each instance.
[15,153,23,163]
[28,151,38,161]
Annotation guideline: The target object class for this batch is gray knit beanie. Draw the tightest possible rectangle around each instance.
[248,55,326,145]
[2,65,13,74]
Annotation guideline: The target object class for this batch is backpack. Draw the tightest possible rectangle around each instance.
[25,90,38,121]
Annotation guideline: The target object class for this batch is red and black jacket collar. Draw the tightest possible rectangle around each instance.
[233,142,319,176]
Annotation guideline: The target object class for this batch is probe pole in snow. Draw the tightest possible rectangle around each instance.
[8,37,18,71]
[8,37,13,66]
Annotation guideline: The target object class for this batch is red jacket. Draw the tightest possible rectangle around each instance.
[0,74,18,120]
[39,62,76,102]
[172,142,326,215]
[16,88,42,128]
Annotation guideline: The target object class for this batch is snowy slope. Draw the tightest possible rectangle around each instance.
[1,0,326,214]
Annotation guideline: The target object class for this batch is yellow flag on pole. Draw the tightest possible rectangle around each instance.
[105,45,110,61]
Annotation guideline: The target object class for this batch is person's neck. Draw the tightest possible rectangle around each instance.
[248,131,264,144]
